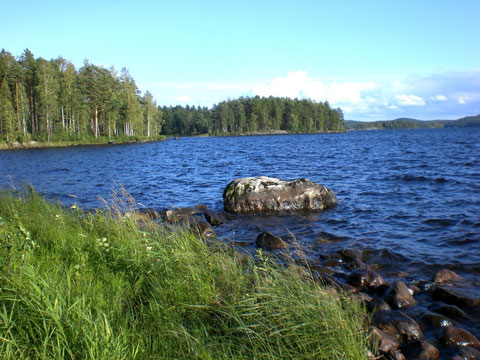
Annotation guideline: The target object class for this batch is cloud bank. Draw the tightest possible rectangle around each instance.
[250,70,480,120]
[145,70,480,120]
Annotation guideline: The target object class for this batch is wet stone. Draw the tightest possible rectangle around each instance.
[367,298,392,313]
[202,207,225,226]
[162,207,202,223]
[432,284,480,308]
[384,280,417,309]
[347,268,387,290]
[419,312,454,329]
[438,326,480,349]
[457,345,480,360]
[429,302,468,320]
[369,326,400,355]
[434,269,464,284]
[322,259,341,267]
[192,220,216,238]
[402,340,440,360]
[337,248,367,269]
[255,232,288,249]
[373,310,423,343]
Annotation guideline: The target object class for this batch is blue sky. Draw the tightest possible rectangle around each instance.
[1,0,479,120]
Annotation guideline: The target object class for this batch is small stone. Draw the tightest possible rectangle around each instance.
[429,302,468,319]
[373,310,423,342]
[203,207,225,226]
[322,259,341,267]
[403,340,440,360]
[255,232,288,249]
[438,326,480,349]
[432,285,480,308]
[162,207,202,223]
[369,326,400,354]
[419,312,454,328]
[384,280,417,309]
[193,220,216,238]
[457,345,480,360]
[367,298,392,313]
[347,268,387,289]
[434,269,464,284]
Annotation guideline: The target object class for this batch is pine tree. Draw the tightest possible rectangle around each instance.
[0,77,15,141]
[35,58,59,142]
[142,91,158,137]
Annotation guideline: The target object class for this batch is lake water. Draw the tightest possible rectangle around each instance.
[1,128,479,283]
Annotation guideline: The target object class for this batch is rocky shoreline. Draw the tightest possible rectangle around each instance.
[133,177,480,360]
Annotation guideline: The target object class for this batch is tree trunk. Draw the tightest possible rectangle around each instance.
[30,87,35,134]
[15,81,20,133]
[94,105,98,138]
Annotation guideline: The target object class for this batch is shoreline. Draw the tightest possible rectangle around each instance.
[0,136,167,151]
[0,129,347,150]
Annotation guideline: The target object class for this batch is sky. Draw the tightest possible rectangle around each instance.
[1,0,479,120]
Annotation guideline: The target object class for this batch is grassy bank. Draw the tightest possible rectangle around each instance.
[0,135,167,150]
[0,190,369,359]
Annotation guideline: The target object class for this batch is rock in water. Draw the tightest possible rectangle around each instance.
[223,177,337,214]
[255,232,288,249]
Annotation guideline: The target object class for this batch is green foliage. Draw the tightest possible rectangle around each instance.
[0,191,369,359]
[0,48,347,144]
[162,96,345,136]
[0,49,164,144]
[0,77,16,141]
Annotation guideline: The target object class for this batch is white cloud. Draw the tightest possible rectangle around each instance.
[431,94,447,101]
[395,94,426,106]
[142,69,480,120]
[252,70,376,105]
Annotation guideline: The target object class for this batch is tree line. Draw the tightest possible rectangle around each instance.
[0,48,345,143]
[161,97,344,135]
[0,49,162,143]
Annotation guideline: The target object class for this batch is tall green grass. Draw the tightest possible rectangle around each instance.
[0,189,369,359]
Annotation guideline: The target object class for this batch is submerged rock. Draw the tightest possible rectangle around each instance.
[384,281,417,309]
[202,207,225,226]
[434,269,464,284]
[432,284,480,308]
[456,345,480,360]
[419,312,454,329]
[162,207,202,223]
[402,340,440,360]
[429,302,468,320]
[223,176,337,214]
[438,326,480,348]
[369,326,400,356]
[255,232,288,249]
[373,310,423,342]
[367,298,392,313]
[347,268,387,290]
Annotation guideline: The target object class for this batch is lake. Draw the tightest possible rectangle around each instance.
[1,128,479,284]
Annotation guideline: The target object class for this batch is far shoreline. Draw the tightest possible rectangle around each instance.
[0,130,348,150]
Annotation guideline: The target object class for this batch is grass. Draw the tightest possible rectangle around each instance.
[0,189,370,359]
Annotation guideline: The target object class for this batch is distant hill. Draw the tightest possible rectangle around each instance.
[344,115,480,130]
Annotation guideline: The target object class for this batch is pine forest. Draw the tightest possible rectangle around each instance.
[0,49,345,144]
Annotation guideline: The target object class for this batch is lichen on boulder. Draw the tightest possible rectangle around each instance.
[222,176,337,214]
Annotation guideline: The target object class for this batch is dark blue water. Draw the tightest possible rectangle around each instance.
[1,128,479,282]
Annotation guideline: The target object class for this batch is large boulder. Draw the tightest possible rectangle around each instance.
[223,177,337,214]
